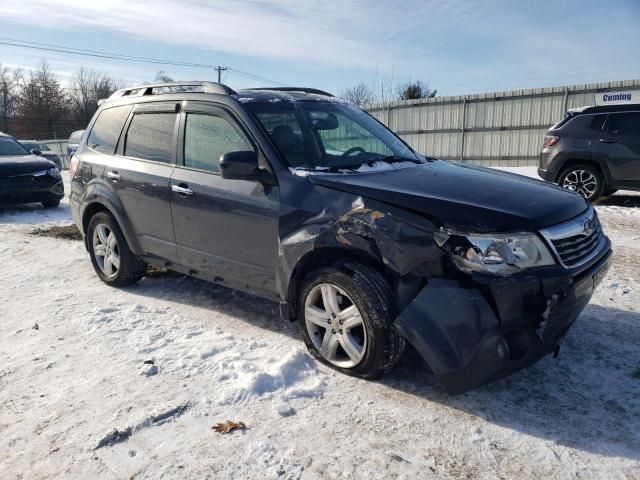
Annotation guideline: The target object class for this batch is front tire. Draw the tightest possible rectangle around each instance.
[557,164,604,202]
[297,262,405,379]
[87,212,145,287]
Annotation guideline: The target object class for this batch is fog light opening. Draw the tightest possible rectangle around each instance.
[497,338,511,361]
[498,330,531,362]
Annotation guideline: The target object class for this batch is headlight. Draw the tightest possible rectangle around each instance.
[47,167,61,177]
[434,230,556,275]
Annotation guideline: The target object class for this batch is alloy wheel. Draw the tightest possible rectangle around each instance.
[92,223,120,279]
[562,169,598,198]
[304,283,367,368]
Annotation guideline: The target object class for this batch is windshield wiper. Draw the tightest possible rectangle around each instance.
[378,155,424,165]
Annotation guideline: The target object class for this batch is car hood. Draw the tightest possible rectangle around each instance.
[0,155,55,177]
[309,160,589,232]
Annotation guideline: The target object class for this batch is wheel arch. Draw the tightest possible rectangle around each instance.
[284,246,396,322]
[554,157,612,185]
[81,199,143,256]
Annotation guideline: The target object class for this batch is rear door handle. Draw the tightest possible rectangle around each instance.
[599,138,617,144]
[172,184,194,196]
[107,170,121,180]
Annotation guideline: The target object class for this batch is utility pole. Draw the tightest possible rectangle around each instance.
[214,66,228,83]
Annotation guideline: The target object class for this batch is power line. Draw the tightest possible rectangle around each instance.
[0,37,287,86]
[227,67,289,87]
[0,37,216,67]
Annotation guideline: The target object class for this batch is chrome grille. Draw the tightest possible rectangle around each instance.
[539,208,605,268]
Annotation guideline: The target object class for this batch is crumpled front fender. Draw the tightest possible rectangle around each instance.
[394,278,548,394]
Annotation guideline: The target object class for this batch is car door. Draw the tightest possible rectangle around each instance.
[170,101,279,299]
[595,111,640,184]
[106,102,180,263]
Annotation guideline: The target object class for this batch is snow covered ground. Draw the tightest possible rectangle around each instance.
[0,170,639,479]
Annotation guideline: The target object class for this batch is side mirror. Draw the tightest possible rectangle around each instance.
[219,150,259,180]
[31,149,42,156]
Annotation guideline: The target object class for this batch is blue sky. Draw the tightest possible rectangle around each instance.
[0,0,639,97]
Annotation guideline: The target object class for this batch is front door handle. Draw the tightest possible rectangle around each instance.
[600,138,617,144]
[107,170,121,180]
[172,184,194,196]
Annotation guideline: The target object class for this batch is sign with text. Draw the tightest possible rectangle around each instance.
[594,91,637,106]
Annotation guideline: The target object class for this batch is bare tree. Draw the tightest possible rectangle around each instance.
[341,82,374,107]
[70,67,123,124]
[369,69,401,104]
[0,64,23,133]
[17,61,69,138]
[397,80,436,100]
[154,71,174,82]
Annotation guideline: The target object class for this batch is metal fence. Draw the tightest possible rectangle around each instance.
[41,140,70,168]
[366,79,640,166]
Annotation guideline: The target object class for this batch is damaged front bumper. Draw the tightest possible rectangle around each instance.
[394,246,613,394]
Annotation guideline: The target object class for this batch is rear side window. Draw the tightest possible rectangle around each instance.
[184,113,253,173]
[125,113,177,163]
[589,114,607,131]
[87,106,130,155]
[607,112,640,136]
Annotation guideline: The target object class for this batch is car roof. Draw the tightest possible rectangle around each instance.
[569,103,640,115]
[100,81,341,108]
[235,88,344,104]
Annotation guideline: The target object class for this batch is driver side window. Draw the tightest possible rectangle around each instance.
[184,113,253,173]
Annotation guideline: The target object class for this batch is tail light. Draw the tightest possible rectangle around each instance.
[69,155,80,178]
[543,135,560,147]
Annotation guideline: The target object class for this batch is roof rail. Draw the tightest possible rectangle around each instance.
[245,87,334,97]
[106,81,237,101]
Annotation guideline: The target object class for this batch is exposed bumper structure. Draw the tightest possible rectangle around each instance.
[394,247,613,394]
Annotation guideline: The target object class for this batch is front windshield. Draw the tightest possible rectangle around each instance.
[245,101,420,170]
[0,137,30,156]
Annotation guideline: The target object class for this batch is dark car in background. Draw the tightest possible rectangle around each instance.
[19,140,63,170]
[67,130,84,159]
[70,81,612,394]
[539,103,640,202]
[0,133,64,208]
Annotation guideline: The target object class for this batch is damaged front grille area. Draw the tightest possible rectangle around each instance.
[550,223,603,266]
[539,207,605,268]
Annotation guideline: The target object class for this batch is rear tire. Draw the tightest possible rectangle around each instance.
[297,261,405,379]
[41,199,60,208]
[557,164,604,202]
[87,211,145,287]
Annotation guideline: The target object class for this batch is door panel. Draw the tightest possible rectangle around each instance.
[108,105,180,262]
[104,156,177,261]
[595,112,640,184]
[170,104,279,298]
[170,169,279,296]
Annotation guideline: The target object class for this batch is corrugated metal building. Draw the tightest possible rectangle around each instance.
[366,79,640,166]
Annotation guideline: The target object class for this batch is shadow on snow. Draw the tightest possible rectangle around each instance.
[129,272,640,461]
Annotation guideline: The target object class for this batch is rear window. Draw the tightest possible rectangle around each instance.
[550,113,574,130]
[87,107,130,155]
[124,113,177,163]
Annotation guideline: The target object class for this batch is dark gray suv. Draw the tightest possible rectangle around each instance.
[70,81,612,394]
[539,104,640,202]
